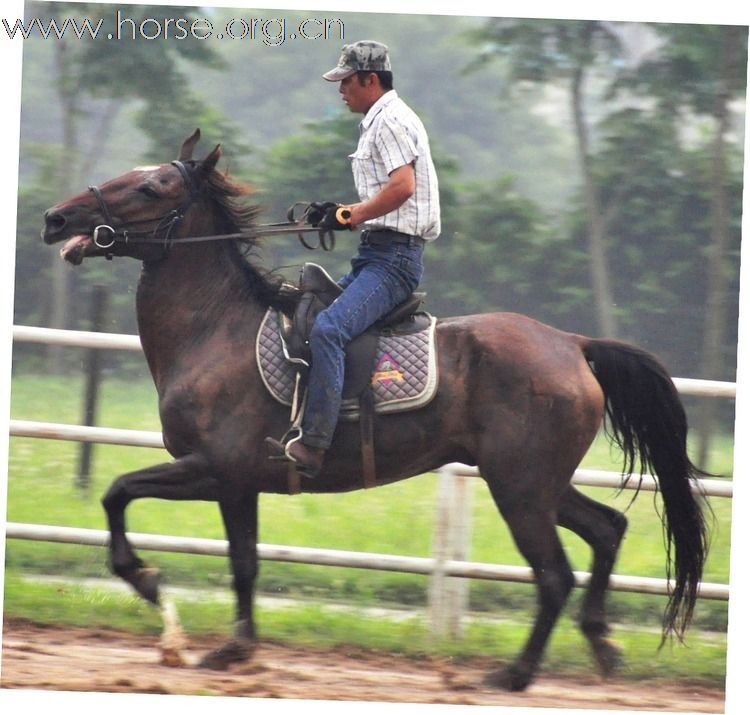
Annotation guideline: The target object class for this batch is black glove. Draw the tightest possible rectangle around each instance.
[305,201,337,226]
[318,204,353,231]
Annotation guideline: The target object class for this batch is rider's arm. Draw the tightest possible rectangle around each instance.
[346,163,415,228]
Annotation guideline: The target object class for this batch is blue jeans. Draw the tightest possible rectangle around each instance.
[301,238,424,449]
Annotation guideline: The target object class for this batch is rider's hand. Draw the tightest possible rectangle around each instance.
[318,204,353,231]
[306,201,337,226]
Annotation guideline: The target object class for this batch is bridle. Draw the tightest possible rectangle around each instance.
[87,160,202,256]
[87,160,334,258]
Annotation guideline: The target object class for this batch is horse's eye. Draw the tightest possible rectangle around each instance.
[137,185,160,199]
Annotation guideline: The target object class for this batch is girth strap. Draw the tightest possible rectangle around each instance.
[359,388,377,489]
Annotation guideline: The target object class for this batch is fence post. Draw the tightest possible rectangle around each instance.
[429,464,473,639]
[76,286,108,490]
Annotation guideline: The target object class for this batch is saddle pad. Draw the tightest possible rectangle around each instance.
[256,308,439,421]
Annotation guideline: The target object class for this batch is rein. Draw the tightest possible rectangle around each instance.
[88,161,335,256]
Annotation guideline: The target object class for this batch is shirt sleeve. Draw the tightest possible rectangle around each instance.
[375,115,419,176]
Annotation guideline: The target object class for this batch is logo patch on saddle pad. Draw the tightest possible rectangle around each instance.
[256,309,439,421]
[372,353,405,386]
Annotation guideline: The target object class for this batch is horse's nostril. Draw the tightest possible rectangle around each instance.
[45,211,67,232]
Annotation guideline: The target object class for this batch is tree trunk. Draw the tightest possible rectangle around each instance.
[571,65,618,338]
[696,27,741,468]
[77,98,121,182]
[47,40,78,371]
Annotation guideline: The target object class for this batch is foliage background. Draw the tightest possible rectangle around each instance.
[14,6,745,385]
[9,6,744,534]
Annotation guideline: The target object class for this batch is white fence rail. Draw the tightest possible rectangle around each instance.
[13,325,143,352]
[12,324,739,398]
[4,522,731,602]
[8,419,734,498]
[9,325,735,636]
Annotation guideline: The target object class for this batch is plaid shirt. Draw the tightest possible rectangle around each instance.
[349,90,441,241]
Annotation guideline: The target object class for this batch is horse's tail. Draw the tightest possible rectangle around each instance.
[580,337,708,642]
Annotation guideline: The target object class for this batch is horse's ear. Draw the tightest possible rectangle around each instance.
[201,144,222,175]
[178,128,201,161]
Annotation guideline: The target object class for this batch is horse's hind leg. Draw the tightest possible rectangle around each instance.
[558,486,628,676]
[483,478,576,691]
[101,455,219,603]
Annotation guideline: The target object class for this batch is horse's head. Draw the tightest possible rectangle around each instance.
[42,129,221,264]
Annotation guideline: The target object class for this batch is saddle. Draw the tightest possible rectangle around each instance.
[272,262,433,490]
[280,263,429,397]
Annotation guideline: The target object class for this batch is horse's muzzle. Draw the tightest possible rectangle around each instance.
[41,208,69,244]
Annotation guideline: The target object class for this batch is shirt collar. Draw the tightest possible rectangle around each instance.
[360,90,398,131]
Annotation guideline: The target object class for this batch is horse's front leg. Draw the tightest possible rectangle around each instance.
[199,492,260,670]
[101,455,219,604]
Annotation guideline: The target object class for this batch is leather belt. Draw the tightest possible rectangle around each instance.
[360,229,424,248]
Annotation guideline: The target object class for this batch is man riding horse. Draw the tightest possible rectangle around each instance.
[267,40,441,478]
[41,39,708,688]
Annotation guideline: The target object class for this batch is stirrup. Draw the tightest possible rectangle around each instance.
[266,372,307,461]
[265,436,292,461]
[265,428,304,461]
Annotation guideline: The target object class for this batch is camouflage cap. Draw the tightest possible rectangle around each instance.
[322,41,392,81]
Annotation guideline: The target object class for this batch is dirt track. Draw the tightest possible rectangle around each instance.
[1,620,724,711]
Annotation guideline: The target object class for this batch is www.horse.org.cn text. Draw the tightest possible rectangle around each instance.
[2,13,346,45]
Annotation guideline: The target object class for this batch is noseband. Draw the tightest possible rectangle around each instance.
[87,160,201,257]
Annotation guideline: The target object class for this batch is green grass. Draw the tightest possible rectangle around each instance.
[3,573,728,685]
[4,372,734,684]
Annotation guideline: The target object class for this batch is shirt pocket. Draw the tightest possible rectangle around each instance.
[349,146,372,160]
[349,148,374,197]
[348,147,373,168]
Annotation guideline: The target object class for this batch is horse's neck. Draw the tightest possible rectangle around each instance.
[136,241,264,386]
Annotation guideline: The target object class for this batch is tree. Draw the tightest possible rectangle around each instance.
[570,107,742,378]
[25,2,229,367]
[252,114,360,282]
[616,24,747,463]
[472,19,629,337]
[423,175,554,319]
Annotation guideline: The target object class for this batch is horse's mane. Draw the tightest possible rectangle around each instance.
[202,167,300,313]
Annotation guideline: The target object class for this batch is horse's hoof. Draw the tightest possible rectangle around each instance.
[591,638,624,677]
[132,567,161,605]
[483,665,532,692]
[198,638,255,670]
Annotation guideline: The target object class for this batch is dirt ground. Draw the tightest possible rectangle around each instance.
[1,619,724,711]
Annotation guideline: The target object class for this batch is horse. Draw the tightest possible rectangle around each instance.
[41,129,708,692]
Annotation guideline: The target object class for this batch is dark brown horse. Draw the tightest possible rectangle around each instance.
[41,130,707,691]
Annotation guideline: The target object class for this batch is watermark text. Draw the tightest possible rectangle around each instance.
[2,11,346,46]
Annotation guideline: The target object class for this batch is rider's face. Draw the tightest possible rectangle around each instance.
[338,73,379,114]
